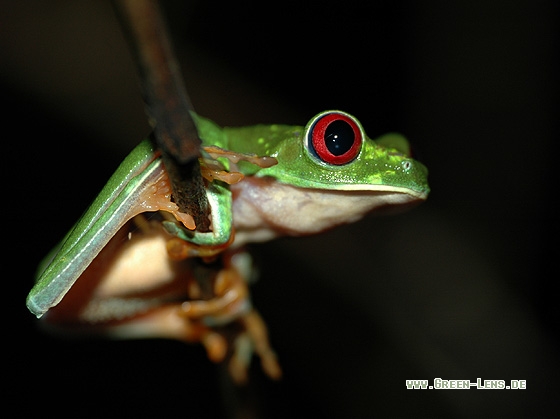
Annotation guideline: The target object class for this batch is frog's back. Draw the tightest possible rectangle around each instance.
[194,113,302,156]
[193,113,228,149]
[222,123,302,156]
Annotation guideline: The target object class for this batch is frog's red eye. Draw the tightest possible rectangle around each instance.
[310,112,362,165]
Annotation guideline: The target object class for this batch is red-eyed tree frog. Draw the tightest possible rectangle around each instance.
[26,110,429,383]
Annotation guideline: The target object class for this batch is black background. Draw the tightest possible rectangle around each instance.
[2,1,558,417]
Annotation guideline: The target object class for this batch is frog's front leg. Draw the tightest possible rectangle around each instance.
[162,147,278,250]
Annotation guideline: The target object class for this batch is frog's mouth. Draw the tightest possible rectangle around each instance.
[327,183,429,200]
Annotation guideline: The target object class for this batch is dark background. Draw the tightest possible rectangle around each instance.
[2,1,558,417]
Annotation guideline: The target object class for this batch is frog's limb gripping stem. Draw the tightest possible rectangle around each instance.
[178,264,248,320]
[175,249,281,383]
[242,309,282,381]
[200,330,228,363]
[227,309,282,384]
[202,146,278,170]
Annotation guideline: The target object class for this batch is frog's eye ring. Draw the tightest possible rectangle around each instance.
[309,112,362,165]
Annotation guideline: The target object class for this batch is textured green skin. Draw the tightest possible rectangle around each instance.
[27,140,158,317]
[27,111,429,318]
[202,111,429,196]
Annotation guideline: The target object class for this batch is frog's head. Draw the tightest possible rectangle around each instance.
[257,110,430,200]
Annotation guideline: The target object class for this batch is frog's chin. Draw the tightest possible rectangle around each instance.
[230,177,425,246]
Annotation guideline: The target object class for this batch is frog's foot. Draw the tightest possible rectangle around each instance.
[203,145,278,170]
[243,309,282,381]
[200,158,244,185]
[166,236,232,260]
[227,332,253,384]
[177,262,249,322]
[221,309,281,384]
[176,254,281,382]
[201,145,278,185]
[199,329,228,363]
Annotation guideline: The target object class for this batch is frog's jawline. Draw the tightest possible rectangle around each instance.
[230,177,425,245]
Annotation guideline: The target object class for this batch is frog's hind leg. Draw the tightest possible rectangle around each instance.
[97,305,229,363]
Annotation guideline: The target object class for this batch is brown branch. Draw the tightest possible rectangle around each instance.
[113,0,210,231]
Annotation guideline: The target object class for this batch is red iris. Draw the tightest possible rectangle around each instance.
[310,112,362,165]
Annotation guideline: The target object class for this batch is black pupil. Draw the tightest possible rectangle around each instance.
[324,120,355,156]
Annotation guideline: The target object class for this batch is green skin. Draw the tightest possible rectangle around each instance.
[26,110,429,318]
